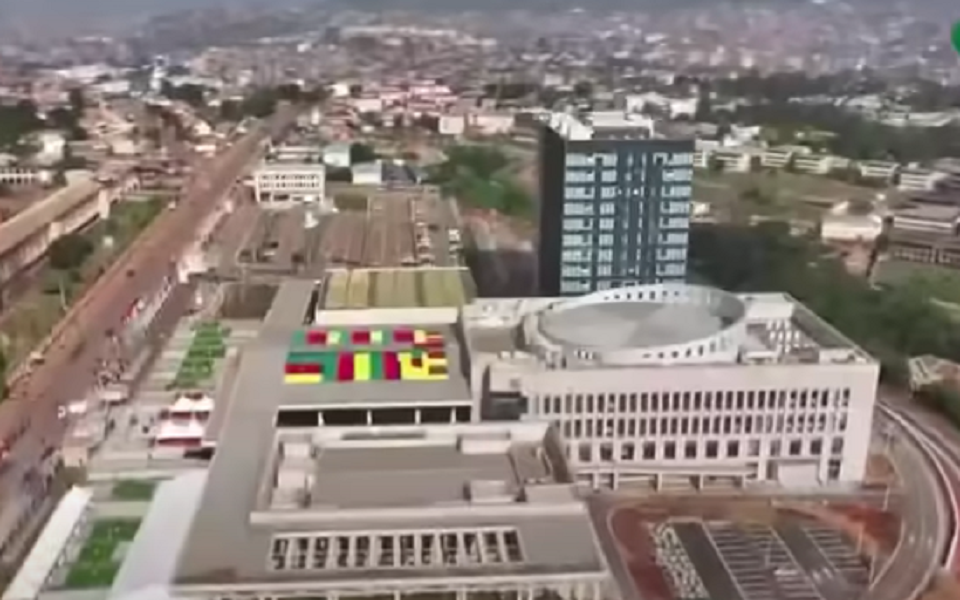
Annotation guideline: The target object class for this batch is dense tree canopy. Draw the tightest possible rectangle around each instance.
[428,145,531,217]
[0,100,43,148]
[350,143,378,164]
[689,222,960,384]
[48,233,95,272]
[161,81,207,108]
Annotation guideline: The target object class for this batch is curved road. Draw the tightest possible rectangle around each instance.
[868,409,948,600]
[881,397,960,572]
[0,108,295,550]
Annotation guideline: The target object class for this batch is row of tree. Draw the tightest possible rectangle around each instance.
[0,90,87,152]
[160,81,325,122]
[689,221,960,385]
[428,145,532,217]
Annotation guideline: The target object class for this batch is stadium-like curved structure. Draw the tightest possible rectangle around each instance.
[523,283,748,366]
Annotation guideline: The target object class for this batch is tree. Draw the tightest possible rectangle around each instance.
[68,88,85,115]
[161,82,206,108]
[689,221,960,384]
[326,167,352,182]
[48,233,94,272]
[350,143,377,164]
[0,100,42,148]
[275,83,302,102]
[916,384,960,427]
[573,81,593,98]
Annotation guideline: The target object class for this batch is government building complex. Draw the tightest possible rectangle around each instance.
[87,278,880,600]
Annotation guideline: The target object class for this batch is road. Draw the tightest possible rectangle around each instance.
[880,396,960,571]
[867,407,951,600]
[0,106,295,553]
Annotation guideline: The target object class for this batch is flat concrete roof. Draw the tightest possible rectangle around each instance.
[0,178,101,258]
[307,441,551,509]
[111,472,207,600]
[324,268,474,309]
[176,349,600,585]
[263,279,315,330]
[177,287,578,587]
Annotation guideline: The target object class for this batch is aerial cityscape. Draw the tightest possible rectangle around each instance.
[0,2,958,600]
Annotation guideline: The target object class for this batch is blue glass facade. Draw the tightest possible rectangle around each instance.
[537,125,695,296]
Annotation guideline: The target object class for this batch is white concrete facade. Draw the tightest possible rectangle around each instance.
[463,284,879,491]
[0,167,51,187]
[253,162,326,206]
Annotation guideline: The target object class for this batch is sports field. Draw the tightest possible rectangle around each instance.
[64,519,141,589]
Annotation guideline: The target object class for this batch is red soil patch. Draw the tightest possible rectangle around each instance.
[609,507,675,600]
[829,503,901,552]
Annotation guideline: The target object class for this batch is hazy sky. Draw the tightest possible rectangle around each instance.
[0,0,285,33]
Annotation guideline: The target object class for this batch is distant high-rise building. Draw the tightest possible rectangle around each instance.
[536,111,695,296]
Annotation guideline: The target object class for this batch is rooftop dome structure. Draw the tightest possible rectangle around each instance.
[527,283,749,367]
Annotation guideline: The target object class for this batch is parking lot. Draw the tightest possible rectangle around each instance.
[706,521,821,600]
[798,524,871,588]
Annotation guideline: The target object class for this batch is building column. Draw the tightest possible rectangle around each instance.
[347,535,357,568]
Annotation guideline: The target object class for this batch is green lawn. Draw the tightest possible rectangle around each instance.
[111,480,157,501]
[169,322,230,389]
[64,519,141,589]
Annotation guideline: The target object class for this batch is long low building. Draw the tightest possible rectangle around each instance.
[0,171,140,300]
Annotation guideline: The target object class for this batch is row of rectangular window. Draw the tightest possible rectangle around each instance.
[562,204,689,222]
[565,153,618,168]
[564,152,694,169]
[564,168,693,184]
[562,246,689,262]
[269,528,523,571]
[560,277,681,293]
[561,261,686,279]
[657,248,687,261]
[538,388,852,415]
[561,228,688,249]
[562,218,622,233]
[553,411,847,440]
[570,436,843,464]
[563,201,618,216]
[657,263,686,277]
[564,186,693,201]
[560,246,687,266]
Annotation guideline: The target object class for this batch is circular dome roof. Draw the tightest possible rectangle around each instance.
[534,284,747,355]
[540,301,727,350]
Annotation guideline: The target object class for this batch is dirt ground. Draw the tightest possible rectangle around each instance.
[922,574,960,600]
[864,453,897,486]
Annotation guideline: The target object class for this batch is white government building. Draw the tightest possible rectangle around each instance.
[3,281,881,600]
[463,283,878,490]
[253,162,327,206]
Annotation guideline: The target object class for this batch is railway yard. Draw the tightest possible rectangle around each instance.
[229,186,460,277]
